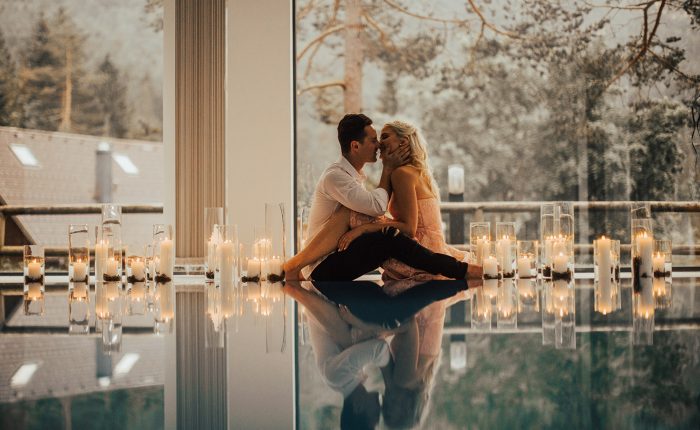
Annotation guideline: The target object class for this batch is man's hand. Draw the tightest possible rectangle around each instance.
[382,144,411,171]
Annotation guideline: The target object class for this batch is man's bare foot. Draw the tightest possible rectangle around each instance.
[284,268,305,281]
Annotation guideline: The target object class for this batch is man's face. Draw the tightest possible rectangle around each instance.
[356,125,379,163]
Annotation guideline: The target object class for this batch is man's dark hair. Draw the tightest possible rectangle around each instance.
[340,390,380,430]
[338,113,373,154]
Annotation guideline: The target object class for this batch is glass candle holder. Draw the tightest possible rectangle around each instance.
[497,279,518,329]
[205,207,225,279]
[101,204,122,279]
[541,202,575,277]
[126,248,147,283]
[153,224,174,282]
[516,240,538,279]
[215,225,238,285]
[633,276,654,345]
[127,281,148,315]
[69,224,90,283]
[69,281,90,335]
[550,236,573,281]
[541,281,555,345]
[101,316,123,354]
[252,225,272,281]
[145,244,156,282]
[482,242,500,280]
[470,288,491,330]
[496,222,516,278]
[154,281,175,335]
[516,278,539,312]
[594,237,621,315]
[24,245,45,283]
[631,218,653,292]
[469,222,490,265]
[95,226,121,282]
[653,239,672,278]
[553,279,576,350]
[265,202,288,273]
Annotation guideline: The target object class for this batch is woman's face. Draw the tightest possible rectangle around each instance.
[379,126,407,157]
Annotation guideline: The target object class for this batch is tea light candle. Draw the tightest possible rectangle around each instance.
[652,252,665,274]
[131,258,145,281]
[483,255,498,277]
[636,232,653,277]
[159,239,174,278]
[553,253,568,273]
[217,240,235,284]
[105,257,118,277]
[247,257,261,278]
[95,240,108,280]
[27,260,42,280]
[72,259,87,281]
[517,256,532,277]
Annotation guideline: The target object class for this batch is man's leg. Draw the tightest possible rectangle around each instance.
[310,228,470,281]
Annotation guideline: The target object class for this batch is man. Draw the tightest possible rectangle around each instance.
[288,113,482,282]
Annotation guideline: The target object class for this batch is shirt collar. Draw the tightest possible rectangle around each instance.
[337,156,366,181]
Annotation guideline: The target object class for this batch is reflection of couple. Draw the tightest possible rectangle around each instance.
[284,113,483,284]
[284,279,467,429]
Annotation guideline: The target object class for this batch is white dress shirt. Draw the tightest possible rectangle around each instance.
[302,156,389,278]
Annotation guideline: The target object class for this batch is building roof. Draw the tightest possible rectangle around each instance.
[0,126,164,247]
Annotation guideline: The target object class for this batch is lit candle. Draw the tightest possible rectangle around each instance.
[130,258,145,281]
[636,232,653,278]
[72,259,87,282]
[27,260,42,280]
[72,282,88,300]
[544,236,554,267]
[159,239,174,278]
[26,282,42,300]
[496,236,512,274]
[476,236,489,264]
[207,238,217,271]
[483,255,498,277]
[247,257,261,278]
[105,257,118,277]
[269,256,282,277]
[95,240,108,281]
[553,253,568,273]
[552,237,567,256]
[217,240,235,284]
[517,256,532,278]
[652,252,665,274]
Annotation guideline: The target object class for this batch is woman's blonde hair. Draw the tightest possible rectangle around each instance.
[384,120,439,198]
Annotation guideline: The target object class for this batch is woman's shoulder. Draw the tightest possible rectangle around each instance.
[391,165,420,180]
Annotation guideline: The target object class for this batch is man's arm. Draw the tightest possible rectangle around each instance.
[323,170,389,217]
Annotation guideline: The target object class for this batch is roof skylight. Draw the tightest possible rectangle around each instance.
[11,363,39,387]
[9,144,40,167]
[113,153,139,175]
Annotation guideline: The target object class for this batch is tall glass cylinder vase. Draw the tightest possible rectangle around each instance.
[594,237,621,315]
[265,202,287,281]
[631,217,653,294]
[540,202,574,278]
[153,224,174,282]
[652,239,672,309]
[154,281,175,335]
[497,279,517,329]
[101,204,122,281]
[495,222,516,278]
[69,224,90,283]
[470,288,491,330]
[204,207,225,280]
[215,225,238,285]
[516,240,538,279]
[469,222,491,265]
[23,245,45,316]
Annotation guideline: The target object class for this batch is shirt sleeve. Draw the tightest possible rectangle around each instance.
[322,169,389,217]
[323,339,390,397]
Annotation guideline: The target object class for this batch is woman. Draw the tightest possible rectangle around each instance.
[284,120,466,287]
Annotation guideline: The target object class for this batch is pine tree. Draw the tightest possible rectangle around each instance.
[92,55,129,138]
[0,28,21,126]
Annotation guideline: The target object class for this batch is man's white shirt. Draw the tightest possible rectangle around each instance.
[302,156,389,279]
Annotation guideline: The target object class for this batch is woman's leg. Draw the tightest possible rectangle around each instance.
[284,206,352,280]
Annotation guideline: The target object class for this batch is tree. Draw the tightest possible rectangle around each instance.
[0,28,21,126]
[92,55,129,138]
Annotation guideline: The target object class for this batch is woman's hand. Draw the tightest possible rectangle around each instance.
[337,225,367,251]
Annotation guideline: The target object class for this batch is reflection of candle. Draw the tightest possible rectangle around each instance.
[517,256,532,277]
[595,236,612,313]
[27,260,42,279]
[553,253,568,273]
[105,258,118,277]
[159,239,174,278]
[496,236,512,274]
[498,286,514,316]
[652,252,665,274]
[130,258,145,281]
[636,233,653,277]
[483,278,498,299]
[130,282,146,300]
[95,240,108,280]
[247,257,261,278]
[517,278,535,297]
[72,282,88,300]
[483,256,498,277]
[217,241,235,284]
[72,259,87,281]
[26,282,42,300]
[105,281,119,300]
[653,277,666,297]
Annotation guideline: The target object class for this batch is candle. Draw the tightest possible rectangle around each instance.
[544,236,554,267]
[653,277,666,297]
[27,260,42,280]
[105,281,119,300]
[207,239,217,271]
[159,239,174,278]
[95,240,108,280]
[217,240,235,284]
[483,278,498,299]
[552,237,567,256]
[26,282,42,300]
[476,236,489,264]
[638,277,654,317]
[553,253,568,273]
[72,259,87,282]
[105,257,118,277]
[130,258,145,281]
[247,257,261,278]
[72,282,88,300]
[483,255,498,277]
[517,278,535,297]
[517,256,532,277]
[269,256,282,277]
[130,281,146,300]
[496,236,512,274]
[636,232,653,278]
[595,236,612,312]
[652,252,665,274]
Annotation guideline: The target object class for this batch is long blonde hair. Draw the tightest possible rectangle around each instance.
[384,120,439,198]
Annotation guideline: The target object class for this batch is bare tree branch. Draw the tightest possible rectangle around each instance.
[302,0,342,81]
[648,50,700,83]
[298,80,346,95]
[362,10,396,51]
[297,24,346,61]
[382,0,469,25]
[296,0,317,21]
[466,0,522,39]
[468,21,485,71]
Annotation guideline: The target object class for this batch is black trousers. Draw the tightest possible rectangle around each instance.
[310,228,468,281]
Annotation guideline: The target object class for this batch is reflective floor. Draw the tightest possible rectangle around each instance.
[1,272,699,429]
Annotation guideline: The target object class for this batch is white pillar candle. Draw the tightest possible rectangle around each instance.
[207,239,217,271]
[595,236,612,312]
[269,256,282,277]
[497,236,512,274]
[553,237,567,257]
[652,252,665,274]
[544,237,554,267]
[217,240,235,284]
[95,240,108,281]
[72,260,87,281]
[26,283,42,300]
[483,255,498,277]
[517,256,532,277]
[105,258,118,277]
[72,282,88,300]
[247,257,261,278]
[159,239,174,278]
[553,253,568,273]
[130,259,145,281]
[476,237,489,264]
[636,233,653,277]
[27,260,42,280]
